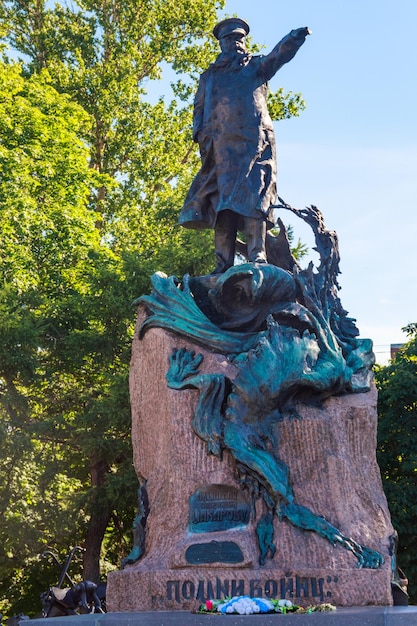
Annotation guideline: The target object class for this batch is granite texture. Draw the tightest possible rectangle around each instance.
[107,309,394,612]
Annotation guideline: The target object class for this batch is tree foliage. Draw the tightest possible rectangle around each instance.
[0,0,307,617]
[375,324,417,603]
[0,56,150,613]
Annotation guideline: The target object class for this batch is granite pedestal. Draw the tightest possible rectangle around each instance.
[107,309,395,612]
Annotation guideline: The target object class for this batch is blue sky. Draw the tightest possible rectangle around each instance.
[20,0,413,364]
[213,0,417,363]
[30,1,416,363]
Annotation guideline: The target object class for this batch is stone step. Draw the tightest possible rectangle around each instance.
[25,606,417,626]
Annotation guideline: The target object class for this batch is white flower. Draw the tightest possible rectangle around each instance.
[256,598,274,612]
[219,595,278,615]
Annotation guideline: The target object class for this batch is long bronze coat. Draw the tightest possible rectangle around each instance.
[179,32,306,231]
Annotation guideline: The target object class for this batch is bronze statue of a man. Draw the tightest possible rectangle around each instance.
[178,18,310,274]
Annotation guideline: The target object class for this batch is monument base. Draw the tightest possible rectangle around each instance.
[106,310,394,611]
[108,566,391,612]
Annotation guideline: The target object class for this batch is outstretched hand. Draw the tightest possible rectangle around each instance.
[290,27,312,43]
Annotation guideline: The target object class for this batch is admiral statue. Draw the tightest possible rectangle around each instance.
[179,18,310,274]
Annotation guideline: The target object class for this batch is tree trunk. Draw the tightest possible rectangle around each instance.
[83,458,113,582]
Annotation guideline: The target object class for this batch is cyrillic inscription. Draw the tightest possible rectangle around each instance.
[189,484,250,532]
[166,574,339,604]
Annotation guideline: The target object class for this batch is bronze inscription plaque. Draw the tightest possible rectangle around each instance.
[189,484,250,533]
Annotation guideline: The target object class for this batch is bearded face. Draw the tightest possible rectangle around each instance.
[219,33,248,56]
[215,35,250,70]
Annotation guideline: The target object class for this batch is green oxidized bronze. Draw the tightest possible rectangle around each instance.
[136,204,382,569]
[121,483,149,569]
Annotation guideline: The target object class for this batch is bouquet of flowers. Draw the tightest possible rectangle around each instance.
[197,596,336,615]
